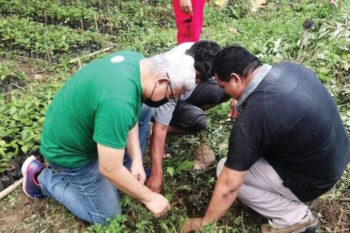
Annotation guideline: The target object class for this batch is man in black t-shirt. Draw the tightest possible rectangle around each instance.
[184,45,350,233]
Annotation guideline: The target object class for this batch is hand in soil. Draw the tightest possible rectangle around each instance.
[143,192,170,217]
[182,217,203,233]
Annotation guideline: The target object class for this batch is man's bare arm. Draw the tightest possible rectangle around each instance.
[98,143,170,217]
[146,121,168,192]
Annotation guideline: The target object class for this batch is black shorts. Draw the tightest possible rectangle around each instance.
[169,79,229,132]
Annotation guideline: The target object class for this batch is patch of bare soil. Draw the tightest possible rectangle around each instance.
[311,198,350,232]
[16,59,50,83]
[0,189,86,233]
[193,143,216,171]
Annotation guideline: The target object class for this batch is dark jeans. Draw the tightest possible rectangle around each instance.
[169,79,229,132]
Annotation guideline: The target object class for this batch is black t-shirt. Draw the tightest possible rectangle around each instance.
[225,62,350,202]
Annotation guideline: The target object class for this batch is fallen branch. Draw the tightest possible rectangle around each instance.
[10,82,26,91]
[337,207,343,225]
[7,54,50,63]
[296,30,307,63]
[69,47,112,64]
[0,178,23,200]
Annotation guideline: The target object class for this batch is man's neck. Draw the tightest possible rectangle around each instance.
[140,59,153,100]
[244,65,262,85]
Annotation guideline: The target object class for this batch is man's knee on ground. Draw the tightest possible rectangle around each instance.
[190,113,207,132]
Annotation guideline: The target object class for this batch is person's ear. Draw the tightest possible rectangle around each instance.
[156,75,170,87]
[230,73,242,86]
[195,70,201,84]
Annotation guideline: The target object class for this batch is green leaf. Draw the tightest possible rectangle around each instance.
[9,106,17,115]
[166,166,174,177]
[175,160,193,174]
[165,193,173,201]
[21,145,28,153]
[176,184,191,191]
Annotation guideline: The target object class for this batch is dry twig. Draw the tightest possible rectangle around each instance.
[0,178,23,200]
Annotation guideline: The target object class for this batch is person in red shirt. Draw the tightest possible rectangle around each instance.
[173,0,209,44]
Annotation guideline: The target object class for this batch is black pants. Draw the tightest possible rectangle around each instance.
[169,79,229,133]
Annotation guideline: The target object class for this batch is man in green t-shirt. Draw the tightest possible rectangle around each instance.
[21,46,196,224]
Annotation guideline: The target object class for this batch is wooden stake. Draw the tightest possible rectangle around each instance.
[93,13,99,33]
[199,132,205,161]
[44,10,48,24]
[337,207,344,225]
[107,4,111,15]
[46,48,53,63]
[0,178,23,200]
[107,5,114,35]
[6,92,11,103]
[80,19,84,30]
[296,30,307,63]
[69,47,112,64]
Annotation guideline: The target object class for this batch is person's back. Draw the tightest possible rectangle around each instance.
[244,62,350,201]
[23,46,197,225]
[187,45,350,233]
[41,51,143,168]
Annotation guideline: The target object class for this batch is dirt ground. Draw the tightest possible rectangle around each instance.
[0,189,86,233]
[311,199,350,232]
[0,187,349,233]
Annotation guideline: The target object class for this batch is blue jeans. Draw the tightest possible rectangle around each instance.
[38,104,154,224]
[123,104,154,169]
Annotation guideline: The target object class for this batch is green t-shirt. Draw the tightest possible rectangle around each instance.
[40,51,143,168]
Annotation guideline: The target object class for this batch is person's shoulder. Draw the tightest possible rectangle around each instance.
[180,88,195,100]
[170,42,195,54]
[111,51,144,60]
[272,61,310,72]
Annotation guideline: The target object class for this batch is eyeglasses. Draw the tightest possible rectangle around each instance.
[166,72,177,102]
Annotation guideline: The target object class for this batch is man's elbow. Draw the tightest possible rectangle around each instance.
[217,176,243,197]
[99,164,112,177]
[151,122,168,142]
[153,122,168,134]
[99,162,122,179]
[226,179,242,194]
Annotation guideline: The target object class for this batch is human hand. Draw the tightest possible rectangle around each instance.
[180,0,193,15]
[143,192,170,217]
[182,218,203,233]
[146,173,163,193]
[228,98,239,120]
[130,158,146,184]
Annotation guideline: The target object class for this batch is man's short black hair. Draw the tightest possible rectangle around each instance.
[186,40,222,82]
[213,45,262,82]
